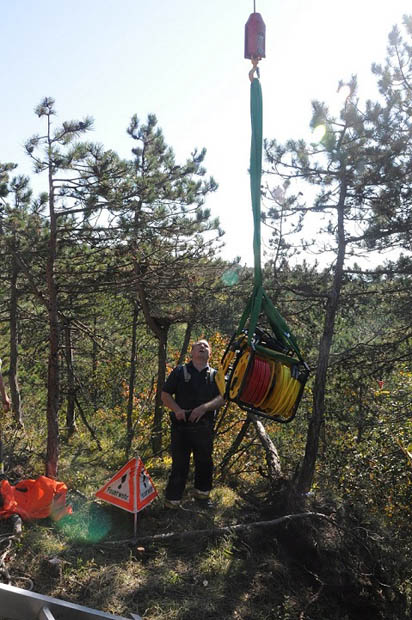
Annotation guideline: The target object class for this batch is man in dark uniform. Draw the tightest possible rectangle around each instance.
[161,339,224,508]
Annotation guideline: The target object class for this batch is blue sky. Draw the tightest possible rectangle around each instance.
[2,0,411,265]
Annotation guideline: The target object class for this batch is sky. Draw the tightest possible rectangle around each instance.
[2,0,412,266]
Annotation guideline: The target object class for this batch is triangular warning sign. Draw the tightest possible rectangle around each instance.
[136,458,158,511]
[96,457,157,513]
[95,458,136,512]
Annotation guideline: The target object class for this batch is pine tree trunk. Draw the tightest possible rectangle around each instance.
[64,319,76,437]
[152,328,168,454]
[126,301,139,456]
[9,251,23,427]
[177,322,192,365]
[92,316,98,411]
[356,384,365,444]
[295,179,347,494]
[45,161,59,478]
[135,276,170,456]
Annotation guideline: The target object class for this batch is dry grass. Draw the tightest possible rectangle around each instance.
[2,488,287,619]
[0,425,411,619]
[4,485,407,620]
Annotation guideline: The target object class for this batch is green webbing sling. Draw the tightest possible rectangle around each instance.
[236,78,304,363]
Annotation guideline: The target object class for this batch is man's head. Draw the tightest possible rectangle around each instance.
[191,339,211,368]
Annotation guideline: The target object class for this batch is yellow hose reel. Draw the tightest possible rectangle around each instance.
[216,330,309,423]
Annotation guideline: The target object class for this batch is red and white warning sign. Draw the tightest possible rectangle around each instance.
[96,457,157,513]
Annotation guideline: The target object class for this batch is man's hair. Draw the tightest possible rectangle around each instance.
[192,339,210,349]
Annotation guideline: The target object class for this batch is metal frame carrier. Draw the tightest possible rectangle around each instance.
[0,583,141,620]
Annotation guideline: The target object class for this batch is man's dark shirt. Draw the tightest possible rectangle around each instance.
[163,361,219,422]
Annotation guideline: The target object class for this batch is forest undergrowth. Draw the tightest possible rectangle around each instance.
[0,421,410,620]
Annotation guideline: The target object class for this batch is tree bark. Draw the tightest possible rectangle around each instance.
[296,178,347,494]
[126,301,139,456]
[91,316,98,412]
[152,327,168,454]
[135,277,170,455]
[9,248,23,427]
[356,384,365,444]
[177,322,192,365]
[64,319,76,437]
[45,125,60,478]
[249,413,282,480]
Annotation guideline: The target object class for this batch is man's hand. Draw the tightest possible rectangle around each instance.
[161,391,187,422]
[174,407,187,422]
[188,404,207,423]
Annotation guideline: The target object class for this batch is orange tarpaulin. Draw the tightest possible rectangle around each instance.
[0,476,72,521]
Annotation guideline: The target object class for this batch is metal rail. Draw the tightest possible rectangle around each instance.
[0,583,141,620]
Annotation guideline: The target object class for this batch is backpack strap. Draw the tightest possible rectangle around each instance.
[182,364,191,383]
[182,364,216,384]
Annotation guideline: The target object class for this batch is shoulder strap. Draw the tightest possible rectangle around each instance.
[181,364,215,384]
[182,364,191,383]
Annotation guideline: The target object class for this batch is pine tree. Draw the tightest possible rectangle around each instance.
[25,97,93,476]
[1,175,34,426]
[264,16,412,494]
[109,114,222,453]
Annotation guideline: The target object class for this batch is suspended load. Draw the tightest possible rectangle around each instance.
[216,8,309,423]
[216,327,309,423]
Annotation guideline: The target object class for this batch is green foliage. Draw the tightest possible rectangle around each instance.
[1,14,412,617]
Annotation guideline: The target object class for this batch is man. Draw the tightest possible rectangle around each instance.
[161,339,224,508]
[0,359,10,413]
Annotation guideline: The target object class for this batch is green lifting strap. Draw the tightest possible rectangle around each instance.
[237,78,304,363]
[250,78,263,292]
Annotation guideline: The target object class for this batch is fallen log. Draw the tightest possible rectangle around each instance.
[99,512,333,546]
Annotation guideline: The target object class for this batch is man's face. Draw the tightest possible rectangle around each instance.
[191,340,211,364]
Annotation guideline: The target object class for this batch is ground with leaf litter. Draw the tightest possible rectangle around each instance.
[0,476,409,620]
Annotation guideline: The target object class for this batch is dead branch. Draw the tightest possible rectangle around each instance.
[99,512,334,546]
[249,413,282,479]
[218,418,251,474]
[74,395,102,450]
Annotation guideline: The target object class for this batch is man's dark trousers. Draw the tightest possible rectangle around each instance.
[165,418,214,501]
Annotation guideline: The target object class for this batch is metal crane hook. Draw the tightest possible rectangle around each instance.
[249,57,260,82]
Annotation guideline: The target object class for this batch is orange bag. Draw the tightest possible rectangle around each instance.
[0,476,72,521]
